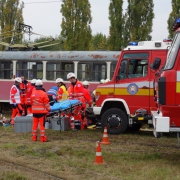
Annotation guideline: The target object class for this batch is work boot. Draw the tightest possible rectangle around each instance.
[40,136,48,142]
[32,135,37,141]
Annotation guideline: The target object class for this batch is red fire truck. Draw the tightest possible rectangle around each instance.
[93,40,171,134]
[151,18,180,138]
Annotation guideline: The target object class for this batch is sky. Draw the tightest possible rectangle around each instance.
[21,0,172,42]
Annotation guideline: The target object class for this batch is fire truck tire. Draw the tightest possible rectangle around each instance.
[101,108,128,134]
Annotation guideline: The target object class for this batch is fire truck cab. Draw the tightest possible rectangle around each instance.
[151,18,180,138]
[93,40,171,134]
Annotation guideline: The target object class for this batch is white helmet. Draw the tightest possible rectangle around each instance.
[35,79,43,86]
[82,81,89,86]
[100,79,105,84]
[56,78,64,83]
[31,79,36,84]
[15,77,22,83]
[67,72,76,79]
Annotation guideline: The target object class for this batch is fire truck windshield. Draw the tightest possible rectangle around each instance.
[163,32,180,70]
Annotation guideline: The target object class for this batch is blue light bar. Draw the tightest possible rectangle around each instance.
[176,18,180,23]
[128,42,138,46]
[172,17,180,31]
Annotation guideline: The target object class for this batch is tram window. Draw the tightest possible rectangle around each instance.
[78,62,106,81]
[16,61,43,79]
[46,62,74,80]
[78,63,92,81]
[110,62,117,79]
[0,61,13,79]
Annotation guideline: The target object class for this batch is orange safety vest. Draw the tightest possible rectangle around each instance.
[26,84,35,105]
[31,88,51,114]
[68,80,86,108]
[20,80,30,100]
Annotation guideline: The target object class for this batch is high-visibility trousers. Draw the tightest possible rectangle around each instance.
[32,115,47,142]
[71,107,87,130]
[11,104,22,125]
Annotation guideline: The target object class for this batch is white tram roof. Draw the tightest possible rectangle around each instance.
[124,40,172,50]
[0,51,120,61]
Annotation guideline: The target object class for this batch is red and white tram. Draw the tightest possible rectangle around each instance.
[0,51,120,111]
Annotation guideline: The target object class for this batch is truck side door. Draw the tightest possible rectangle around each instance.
[115,53,150,114]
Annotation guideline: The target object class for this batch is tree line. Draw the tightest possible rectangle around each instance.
[0,0,178,51]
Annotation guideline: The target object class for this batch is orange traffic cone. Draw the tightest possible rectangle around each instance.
[94,141,104,164]
[101,127,111,145]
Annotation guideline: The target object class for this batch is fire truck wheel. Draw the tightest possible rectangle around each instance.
[101,108,128,134]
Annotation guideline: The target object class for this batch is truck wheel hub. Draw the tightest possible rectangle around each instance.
[107,115,120,127]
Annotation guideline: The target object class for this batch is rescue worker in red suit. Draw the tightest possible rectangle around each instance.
[31,79,51,142]
[82,81,93,107]
[82,81,93,126]
[67,72,88,131]
[20,76,30,116]
[25,79,36,115]
[10,77,23,127]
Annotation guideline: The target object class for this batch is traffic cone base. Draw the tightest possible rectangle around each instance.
[101,127,111,145]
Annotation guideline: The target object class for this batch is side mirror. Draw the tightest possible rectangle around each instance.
[150,57,161,70]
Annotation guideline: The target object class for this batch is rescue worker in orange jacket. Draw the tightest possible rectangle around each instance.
[31,79,51,142]
[82,81,93,107]
[10,77,23,126]
[55,78,68,102]
[25,79,36,115]
[67,72,87,130]
[20,76,30,116]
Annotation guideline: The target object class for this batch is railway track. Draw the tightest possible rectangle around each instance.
[0,158,63,180]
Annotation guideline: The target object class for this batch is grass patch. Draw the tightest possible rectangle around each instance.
[0,126,179,179]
